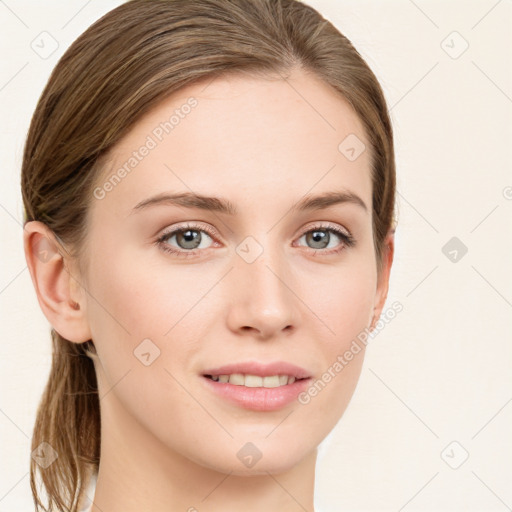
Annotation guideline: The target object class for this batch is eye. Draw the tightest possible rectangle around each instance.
[295,224,355,255]
[156,223,216,258]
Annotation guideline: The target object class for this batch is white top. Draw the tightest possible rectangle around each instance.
[78,472,96,512]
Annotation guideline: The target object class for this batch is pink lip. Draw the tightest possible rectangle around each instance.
[202,361,311,379]
[201,375,311,412]
[201,360,312,412]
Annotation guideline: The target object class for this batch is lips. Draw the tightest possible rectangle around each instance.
[202,361,311,380]
[201,360,313,411]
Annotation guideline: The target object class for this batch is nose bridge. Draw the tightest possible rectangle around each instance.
[229,232,298,336]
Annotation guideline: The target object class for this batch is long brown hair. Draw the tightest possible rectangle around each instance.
[21,0,396,510]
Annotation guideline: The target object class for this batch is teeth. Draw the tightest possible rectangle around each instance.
[229,373,245,386]
[209,374,299,387]
[245,375,263,387]
[278,375,288,386]
[263,375,279,387]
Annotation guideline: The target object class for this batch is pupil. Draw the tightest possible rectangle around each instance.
[308,230,328,249]
[178,230,200,249]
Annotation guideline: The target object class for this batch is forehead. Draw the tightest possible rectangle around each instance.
[91,68,372,219]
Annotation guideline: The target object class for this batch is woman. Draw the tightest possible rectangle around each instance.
[22,0,396,510]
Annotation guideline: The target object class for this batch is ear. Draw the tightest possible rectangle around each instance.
[370,230,395,331]
[23,221,92,343]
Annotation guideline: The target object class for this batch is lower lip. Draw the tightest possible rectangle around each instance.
[201,376,311,412]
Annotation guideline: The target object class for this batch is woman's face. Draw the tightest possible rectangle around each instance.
[77,67,392,475]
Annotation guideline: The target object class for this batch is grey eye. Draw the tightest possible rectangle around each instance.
[161,228,214,251]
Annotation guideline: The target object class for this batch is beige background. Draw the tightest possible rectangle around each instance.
[1,1,511,510]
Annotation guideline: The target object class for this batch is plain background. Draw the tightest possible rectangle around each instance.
[1,1,511,510]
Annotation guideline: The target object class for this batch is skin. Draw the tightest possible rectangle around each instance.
[24,66,394,512]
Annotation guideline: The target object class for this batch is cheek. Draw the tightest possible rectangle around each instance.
[83,247,215,410]
[298,257,376,345]
[293,260,375,416]
[85,244,213,343]
[83,249,215,443]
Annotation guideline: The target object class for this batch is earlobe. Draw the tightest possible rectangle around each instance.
[23,221,92,343]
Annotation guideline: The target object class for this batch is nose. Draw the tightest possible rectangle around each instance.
[225,243,300,340]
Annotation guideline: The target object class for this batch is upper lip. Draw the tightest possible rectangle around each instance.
[202,361,311,379]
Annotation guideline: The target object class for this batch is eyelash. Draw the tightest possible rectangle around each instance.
[156,222,356,259]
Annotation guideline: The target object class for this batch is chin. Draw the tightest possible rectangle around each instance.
[189,435,316,476]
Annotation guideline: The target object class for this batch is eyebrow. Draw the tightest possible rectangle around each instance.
[131,190,368,215]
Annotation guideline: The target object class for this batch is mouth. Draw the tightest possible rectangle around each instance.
[201,360,311,385]
[200,361,312,411]
[203,373,308,387]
